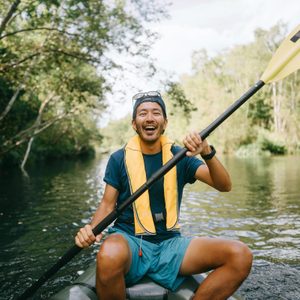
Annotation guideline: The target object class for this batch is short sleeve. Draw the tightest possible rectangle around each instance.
[184,155,203,184]
[171,145,204,185]
[103,152,122,191]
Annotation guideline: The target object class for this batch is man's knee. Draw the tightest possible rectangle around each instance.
[228,241,253,277]
[97,234,131,284]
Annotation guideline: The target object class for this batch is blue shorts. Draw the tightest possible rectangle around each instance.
[108,227,192,292]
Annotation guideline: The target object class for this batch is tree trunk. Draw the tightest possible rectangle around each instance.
[290,73,297,111]
[0,107,67,156]
[272,82,280,133]
[0,85,22,122]
[0,55,38,122]
[20,93,55,171]
[21,137,34,171]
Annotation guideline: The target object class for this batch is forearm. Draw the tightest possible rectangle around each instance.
[75,184,118,248]
[183,132,232,191]
[90,200,115,229]
[204,156,232,192]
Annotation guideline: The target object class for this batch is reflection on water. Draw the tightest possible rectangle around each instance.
[0,155,300,299]
[181,155,300,265]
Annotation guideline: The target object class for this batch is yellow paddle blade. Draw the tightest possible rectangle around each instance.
[261,23,300,83]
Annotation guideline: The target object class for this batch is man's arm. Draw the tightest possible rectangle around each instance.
[183,131,232,192]
[194,155,232,192]
[75,184,119,248]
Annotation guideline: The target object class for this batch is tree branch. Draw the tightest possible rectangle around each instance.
[1,110,70,156]
[0,0,21,36]
[0,52,41,72]
[0,52,40,122]
[0,85,22,122]
[20,97,52,170]
[0,27,80,40]
[48,48,99,64]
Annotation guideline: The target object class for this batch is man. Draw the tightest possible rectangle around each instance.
[75,91,252,300]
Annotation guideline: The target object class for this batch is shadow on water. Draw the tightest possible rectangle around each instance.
[1,155,300,299]
[0,157,108,299]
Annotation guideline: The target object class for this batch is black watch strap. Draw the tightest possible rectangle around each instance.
[201,145,216,160]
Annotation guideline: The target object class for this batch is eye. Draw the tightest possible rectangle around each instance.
[138,111,147,117]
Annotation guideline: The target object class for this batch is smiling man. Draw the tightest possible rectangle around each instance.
[75,91,252,300]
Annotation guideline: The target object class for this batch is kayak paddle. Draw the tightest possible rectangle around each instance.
[16,23,300,300]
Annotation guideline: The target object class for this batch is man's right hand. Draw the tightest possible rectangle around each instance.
[75,224,103,248]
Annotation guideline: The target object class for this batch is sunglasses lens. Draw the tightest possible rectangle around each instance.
[147,91,161,97]
[132,91,161,102]
[132,92,145,101]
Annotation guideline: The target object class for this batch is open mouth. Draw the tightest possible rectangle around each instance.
[143,125,157,133]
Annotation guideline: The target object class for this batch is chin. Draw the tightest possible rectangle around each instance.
[140,133,160,143]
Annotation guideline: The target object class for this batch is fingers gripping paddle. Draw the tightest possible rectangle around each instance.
[17,24,300,300]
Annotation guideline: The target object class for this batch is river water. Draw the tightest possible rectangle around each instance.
[0,155,300,299]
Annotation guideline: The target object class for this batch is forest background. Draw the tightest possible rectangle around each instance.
[1,0,299,171]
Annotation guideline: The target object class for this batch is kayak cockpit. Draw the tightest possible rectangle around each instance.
[50,264,243,300]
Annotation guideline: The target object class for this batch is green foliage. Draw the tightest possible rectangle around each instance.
[236,132,286,157]
[100,115,133,152]
[261,139,286,155]
[34,116,102,160]
[0,0,167,166]
[98,22,300,157]
[248,94,272,129]
[0,77,39,143]
[235,143,269,157]
[172,23,299,155]
[82,24,300,156]
[165,81,197,118]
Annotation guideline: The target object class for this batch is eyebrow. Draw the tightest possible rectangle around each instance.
[138,107,162,113]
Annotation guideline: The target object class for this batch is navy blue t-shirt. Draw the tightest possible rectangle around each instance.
[104,145,203,243]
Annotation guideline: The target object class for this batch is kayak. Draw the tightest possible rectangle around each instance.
[50,263,244,299]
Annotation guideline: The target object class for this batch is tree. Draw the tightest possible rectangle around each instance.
[0,0,168,167]
[170,23,299,154]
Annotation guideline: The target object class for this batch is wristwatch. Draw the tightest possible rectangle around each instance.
[201,145,216,160]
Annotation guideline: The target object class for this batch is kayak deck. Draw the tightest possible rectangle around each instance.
[50,264,244,299]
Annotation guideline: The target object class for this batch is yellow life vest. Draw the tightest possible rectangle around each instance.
[124,135,180,235]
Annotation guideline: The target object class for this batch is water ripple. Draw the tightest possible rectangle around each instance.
[1,155,300,299]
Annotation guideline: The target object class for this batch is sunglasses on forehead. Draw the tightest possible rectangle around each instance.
[132,91,162,102]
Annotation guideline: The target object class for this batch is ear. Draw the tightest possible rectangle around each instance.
[163,118,168,131]
[132,119,137,132]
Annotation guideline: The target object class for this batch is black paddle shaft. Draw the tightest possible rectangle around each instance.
[17,79,265,300]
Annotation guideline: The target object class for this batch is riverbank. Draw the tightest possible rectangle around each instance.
[239,262,300,299]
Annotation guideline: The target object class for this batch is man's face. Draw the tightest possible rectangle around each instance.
[132,102,167,144]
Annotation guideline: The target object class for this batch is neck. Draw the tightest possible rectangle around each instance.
[140,138,162,154]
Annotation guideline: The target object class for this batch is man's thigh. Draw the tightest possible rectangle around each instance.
[106,228,153,286]
[179,237,243,275]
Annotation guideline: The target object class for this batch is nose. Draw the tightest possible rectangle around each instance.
[145,112,155,122]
